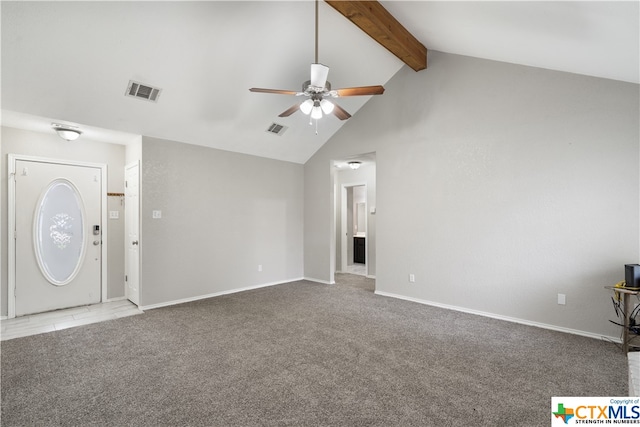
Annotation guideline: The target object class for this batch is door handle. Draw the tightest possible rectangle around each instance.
[132,240,139,246]
[93,240,100,246]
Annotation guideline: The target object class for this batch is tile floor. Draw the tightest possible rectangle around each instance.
[1,299,143,341]
[346,263,367,276]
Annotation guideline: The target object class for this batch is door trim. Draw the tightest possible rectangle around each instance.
[124,160,141,306]
[8,154,108,319]
[339,182,367,274]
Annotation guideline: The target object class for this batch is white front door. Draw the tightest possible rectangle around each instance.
[125,162,140,306]
[13,159,103,316]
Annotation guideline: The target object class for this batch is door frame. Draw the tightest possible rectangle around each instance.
[124,160,141,306]
[7,154,108,319]
[340,182,367,274]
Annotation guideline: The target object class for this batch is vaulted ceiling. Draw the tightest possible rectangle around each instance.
[2,1,638,164]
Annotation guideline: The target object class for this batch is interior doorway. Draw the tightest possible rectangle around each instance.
[125,161,140,306]
[332,153,376,281]
[341,184,367,276]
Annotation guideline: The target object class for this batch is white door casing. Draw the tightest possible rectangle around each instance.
[340,183,367,274]
[125,162,140,306]
[8,155,108,318]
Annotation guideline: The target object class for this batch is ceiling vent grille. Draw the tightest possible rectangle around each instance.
[125,80,161,102]
[266,123,287,136]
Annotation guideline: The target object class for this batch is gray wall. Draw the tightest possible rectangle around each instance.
[1,126,127,316]
[304,51,639,338]
[139,136,303,308]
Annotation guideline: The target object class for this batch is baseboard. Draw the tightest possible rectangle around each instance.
[141,277,304,311]
[0,316,7,320]
[366,274,376,279]
[105,296,127,302]
[629,352,640,396]
[303,277,335,285]
[374,290,620,344]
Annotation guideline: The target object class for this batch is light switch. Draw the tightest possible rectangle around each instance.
[109,211,119,219]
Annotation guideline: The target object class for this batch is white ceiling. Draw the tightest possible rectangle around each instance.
[2,1,638,164]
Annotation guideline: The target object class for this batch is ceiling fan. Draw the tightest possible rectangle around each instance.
[249,0,384,122]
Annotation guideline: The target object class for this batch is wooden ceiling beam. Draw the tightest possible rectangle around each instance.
[325,0,427,72]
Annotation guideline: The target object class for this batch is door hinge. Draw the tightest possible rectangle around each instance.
[125,181,128,188]
[125,275,128,282]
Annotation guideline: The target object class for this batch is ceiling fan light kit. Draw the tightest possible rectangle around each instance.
[348,161,362,170]
[249,0,384,131]
[300,99,314,115]
[320,99,334,114]
[311,103,323,120]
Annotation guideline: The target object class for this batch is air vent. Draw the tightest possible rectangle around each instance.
[266,123,287,136]
[125,80,162,102]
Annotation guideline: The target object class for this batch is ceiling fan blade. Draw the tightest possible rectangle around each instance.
[332,103,352,121]
[249,88,298,95]
[334,85,385,97]
[310,63,329,88]
[278,103,302,117]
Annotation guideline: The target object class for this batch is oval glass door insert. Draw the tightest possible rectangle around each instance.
[34,179,86,286]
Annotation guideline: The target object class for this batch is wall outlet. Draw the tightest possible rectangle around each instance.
[409,274,415,283]
[152,210,162,219]
[109,211,119,219]
[258,264,262,272]
[557,293,566,305]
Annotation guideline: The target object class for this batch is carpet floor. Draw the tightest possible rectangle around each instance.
[1,274,629,426]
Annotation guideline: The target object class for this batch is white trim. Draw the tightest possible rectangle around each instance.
[8,157,16,318]
[7,154,108,319]
[105,296,128,302]
[124,160,141,306]
[340,184,348,273]
[629,352,640,396]
[0,316,7,321]
[339,182,368,276]
[304,277,335,285]
[140,278,304,311]
[366,275,376,279]
[100,163,108,303]
[374,290,620,344]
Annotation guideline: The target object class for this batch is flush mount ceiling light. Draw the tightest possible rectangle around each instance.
[52,123,82,141]
[348,161,362,170]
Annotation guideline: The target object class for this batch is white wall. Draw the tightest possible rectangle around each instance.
[1,126,127,315]
[139,136,303,308]
[304,51,639,338]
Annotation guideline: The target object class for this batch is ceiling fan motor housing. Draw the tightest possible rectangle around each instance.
[303,80,331,94]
